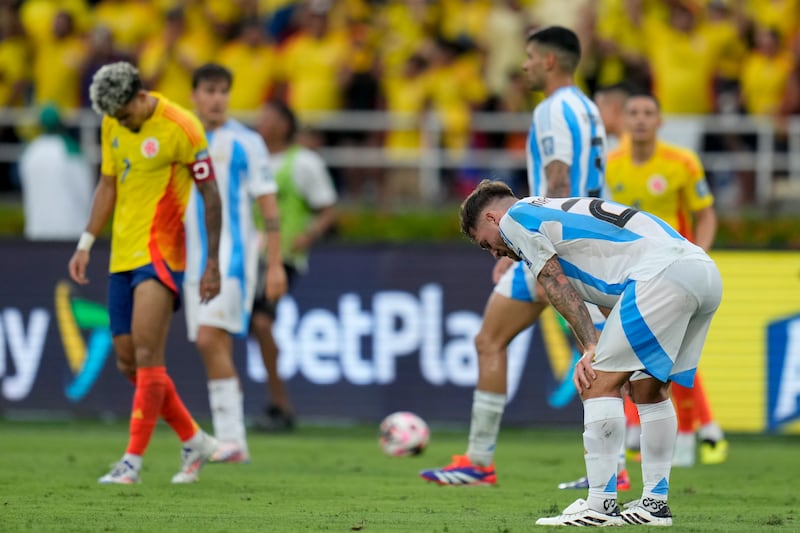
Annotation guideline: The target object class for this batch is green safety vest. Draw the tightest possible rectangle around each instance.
[275,145,313,271]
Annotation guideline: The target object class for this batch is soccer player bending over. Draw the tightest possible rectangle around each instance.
[460,180,721,527]
[420,25,626,489]
[68,62,222,484]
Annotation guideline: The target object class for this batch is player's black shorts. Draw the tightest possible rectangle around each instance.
[252,262,298,319]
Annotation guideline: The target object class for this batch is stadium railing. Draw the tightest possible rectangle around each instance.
[1,108,798,208]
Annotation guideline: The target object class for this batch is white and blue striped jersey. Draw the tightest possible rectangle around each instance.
[499,197,712,309]
[526,86,607,197]
[185,118,277,286]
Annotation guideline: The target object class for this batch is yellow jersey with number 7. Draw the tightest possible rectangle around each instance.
[100,93,211,274]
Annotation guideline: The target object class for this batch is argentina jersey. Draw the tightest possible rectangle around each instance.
[499,197,711,308]
[185,119,276,286]
[526,86,607,198]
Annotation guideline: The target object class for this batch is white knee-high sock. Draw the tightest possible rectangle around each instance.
[466,390,506,466]
[638,399,677,504]
[583,397,625,513]
[208,377,247,451]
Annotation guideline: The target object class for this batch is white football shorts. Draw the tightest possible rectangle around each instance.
[493,261,539,302]
[493,261,608,328]
[184,275,256,341]
[592,257,722,388]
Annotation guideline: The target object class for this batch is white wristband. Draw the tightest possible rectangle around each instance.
[77,231,95,252]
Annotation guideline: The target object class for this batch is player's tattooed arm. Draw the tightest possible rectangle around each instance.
[197,179,222,261]
[196,178,222,302]
[264,216,280,232]
[544,160,571,198]
[537,255,598,350]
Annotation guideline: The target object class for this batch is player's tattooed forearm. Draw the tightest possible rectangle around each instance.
[539,259,598,349]
[264,217,281,232]
[198,179,222,259]
[545,161,571,198]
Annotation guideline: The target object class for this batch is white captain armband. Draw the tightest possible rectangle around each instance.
[190,156,215,182]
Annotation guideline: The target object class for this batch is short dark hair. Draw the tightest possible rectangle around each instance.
[265,99,297,141]
[192,63,233,89]
[625,91,661,111]
[526,26,581,72]
[459,179,517,238]
[594,80,641,99]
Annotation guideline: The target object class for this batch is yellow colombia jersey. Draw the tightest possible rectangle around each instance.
[100,93,209,274]
[606,140,713,241]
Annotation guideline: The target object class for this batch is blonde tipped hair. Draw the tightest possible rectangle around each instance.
[89,62,142,116]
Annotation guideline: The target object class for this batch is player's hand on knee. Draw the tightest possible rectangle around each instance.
[573,350,597,393]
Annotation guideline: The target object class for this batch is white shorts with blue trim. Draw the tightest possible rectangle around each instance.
[592,257,722,388]
[184,274,256,341]
[493,261,539,302]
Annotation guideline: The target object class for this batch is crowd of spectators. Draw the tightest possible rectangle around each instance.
[1,0,799,204]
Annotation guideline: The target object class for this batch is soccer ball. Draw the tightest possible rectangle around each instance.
[379,411,430,457]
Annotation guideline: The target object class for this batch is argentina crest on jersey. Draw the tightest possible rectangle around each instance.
[542,136,555,156]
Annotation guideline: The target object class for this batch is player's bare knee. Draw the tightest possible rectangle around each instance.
[250,314,273,337]
[581,370,629,400]
[629,379,670,404]
[474,329,505,360]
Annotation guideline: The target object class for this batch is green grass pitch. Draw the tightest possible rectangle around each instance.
[0,419,797,532]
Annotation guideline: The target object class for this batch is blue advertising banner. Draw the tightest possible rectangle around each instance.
[0,240,583,426]
[767,313,800,431]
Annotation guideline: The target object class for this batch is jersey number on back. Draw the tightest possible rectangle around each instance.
[562,198,638,228]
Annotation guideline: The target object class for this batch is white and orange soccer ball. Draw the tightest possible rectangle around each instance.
[379,411,430,457]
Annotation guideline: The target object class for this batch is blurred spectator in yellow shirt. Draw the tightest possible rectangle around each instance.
[0,5,31,108]
[32,10,88,109]
[440,0,492,45]
[184,0,241,51]
[740,26,795,116]
[276,1,351,124]
[744,0,799,50]
[380,53,431,206]
[80,25,133,109]
[425,37,487,155]
[218,19,277,113]
[92,0,160,58]
[374,0,439,80]
[341,15,379,114]
[481,0,533,99]
[0,4,31,192]
[593,0,649,89]
[138,6,212,109]
[19,0,91,51]
[643,2,720,114]
[702,0,748,110]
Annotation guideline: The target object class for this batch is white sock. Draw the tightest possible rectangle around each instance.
[626,424,642,451]
[466,390,506,466]
[183,429,204,447]
[638,399,677,504]
[583,397,625,513]
[208,377,247,451]
[698,421,724,443]
[122,453,142,471]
